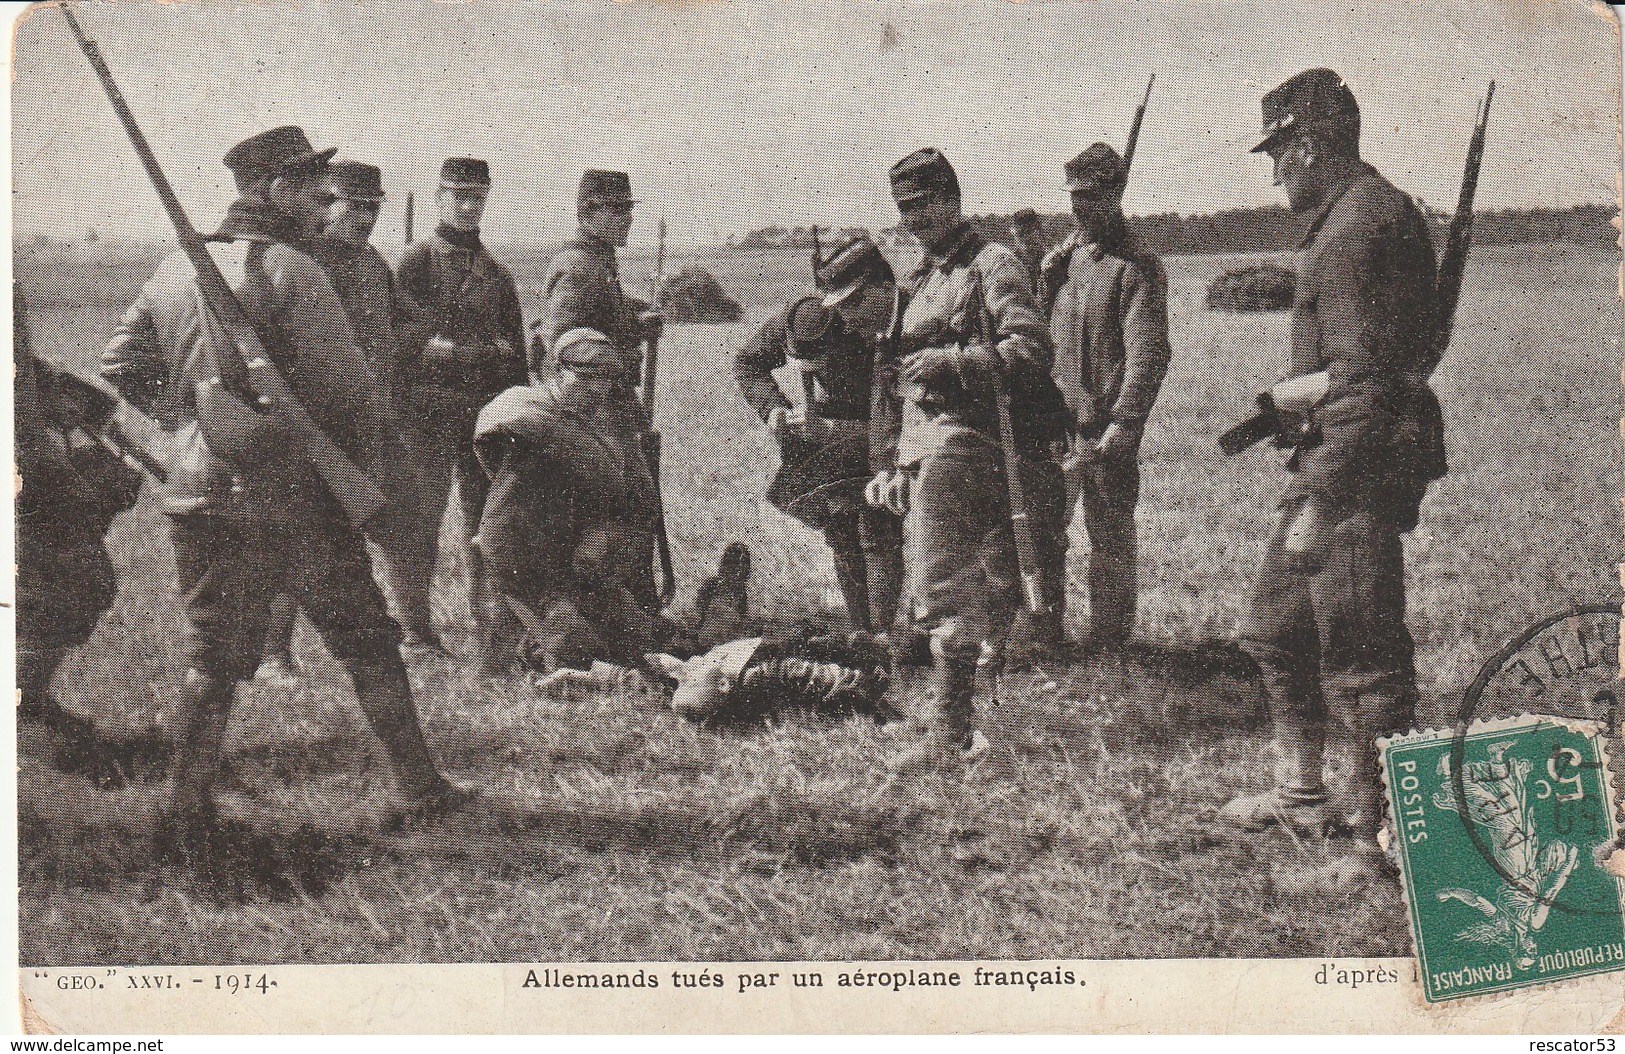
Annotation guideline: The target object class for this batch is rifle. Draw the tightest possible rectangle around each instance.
[642,216,677,604]
[48,363,170,485]
[970,270,1047,616]
[61,5,388,527]
[1041,73,1155,310]
[404,190,415,245]
[1122,73,1156,179]
[1423,79,1495,376]
[1219,81,1495,457]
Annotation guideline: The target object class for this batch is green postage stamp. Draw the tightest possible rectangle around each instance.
[1381,715,1625,1004]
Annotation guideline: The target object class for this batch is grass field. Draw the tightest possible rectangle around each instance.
[15,235,1622,966]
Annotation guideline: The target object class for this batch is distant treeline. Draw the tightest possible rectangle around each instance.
[732,204,1615,257]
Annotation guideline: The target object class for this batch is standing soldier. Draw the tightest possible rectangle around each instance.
[257,159,440,683]
[732,234,904,634]
[395,158,528,671]
[473,328,670,676]
[531,170,661,381]
[1218,71,1445,848]
[1047,144,1171,650]
[533,169,666,614]
[101,127,464,826]
[866,148,1068,766]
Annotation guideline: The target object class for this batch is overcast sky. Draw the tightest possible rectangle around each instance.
[10,0,1620,250]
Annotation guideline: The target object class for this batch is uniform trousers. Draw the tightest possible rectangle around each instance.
[173,512,402,683]
[1061,457,1140,644]
[1237,500,1417,737]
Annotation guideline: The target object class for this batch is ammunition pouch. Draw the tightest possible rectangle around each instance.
[194,378,290,465]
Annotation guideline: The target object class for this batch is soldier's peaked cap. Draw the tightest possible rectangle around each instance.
[554,328,626,374]
[440,157,491,189]
[817,234,891,306]
[890,148,961,204]
[223,126,336,178]
[1252,68,1360,153]
[579,169,638,206]
[329,161,386,202]
[1065,143,1127,195]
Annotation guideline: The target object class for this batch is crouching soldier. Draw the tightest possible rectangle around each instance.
[732,234,904,633]
[473,328,671,677]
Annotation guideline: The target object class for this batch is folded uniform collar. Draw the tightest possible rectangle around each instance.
[437,223,484,251]
[211,194,304,245]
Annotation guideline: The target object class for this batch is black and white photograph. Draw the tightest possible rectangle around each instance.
[9,0,1623,1033]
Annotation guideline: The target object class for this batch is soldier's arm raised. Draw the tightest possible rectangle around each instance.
[977,246,1053,375]
[101,285,168,416]
[1110,258,1171,427]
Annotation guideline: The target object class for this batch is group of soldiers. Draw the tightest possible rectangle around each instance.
[20,67,1448,861]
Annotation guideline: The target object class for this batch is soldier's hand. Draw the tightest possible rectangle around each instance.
[864,470,891,510]
[423,335,458,364]
[1094,421,1141,461]
[866,467,920,514]
[639,310,665,342]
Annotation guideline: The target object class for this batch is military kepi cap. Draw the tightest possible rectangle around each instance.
[890,148,961,205]
[223,126,336,179]
[817,234,890,306]
[329,161,386,203]
[1064,143,1127,196]
[578,169,637,207]
[1252,68,1360,153]
[554,328,626,374]
[440,157,491,189]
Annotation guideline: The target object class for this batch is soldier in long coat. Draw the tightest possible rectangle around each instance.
[866,149,1069,768]
[1045,144,1172,649]
[102,128,462,827]
[732,234,904,634]
[257,160,439,682]
[1219,71,1446,844]
[395,157,528,670]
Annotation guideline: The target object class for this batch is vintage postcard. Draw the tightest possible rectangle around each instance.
[8,0,1622,1035]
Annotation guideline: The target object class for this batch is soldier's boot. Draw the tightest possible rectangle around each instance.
[166,669,239,829]
[254,593,302,686]
[347,655,470,815]
[1334,683,1418,845]
[466,548,513,678]
[1086,532,1138,651]
[830,546,873,633]
[1217,717,1333,836]
[887,659,981,774]
[863,535,904,636]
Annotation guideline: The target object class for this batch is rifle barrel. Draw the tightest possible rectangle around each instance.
[1123,72,1156,172]
[62,4,387,526]
[1426,80,1495,373]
